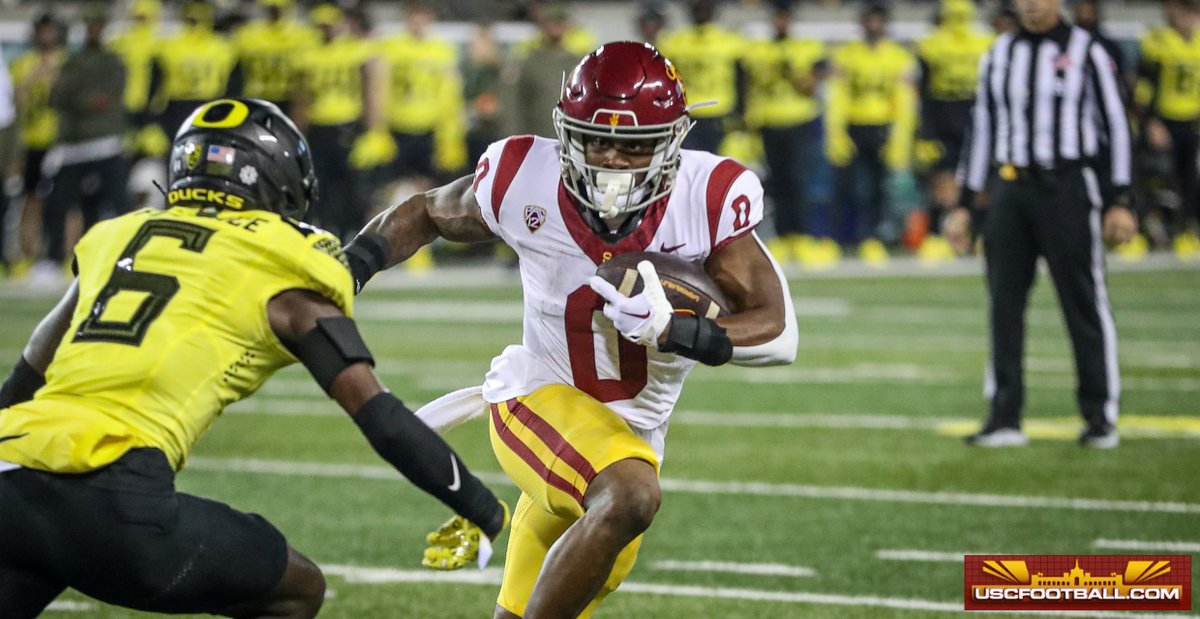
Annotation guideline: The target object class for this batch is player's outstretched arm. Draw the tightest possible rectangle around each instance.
[705,233,798,366]
[0,281,79,408]
[343,175,496,292]
[267,289,507,539]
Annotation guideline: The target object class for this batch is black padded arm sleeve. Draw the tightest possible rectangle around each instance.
[354,392,506,538]
[659,315,733,366]
[0,357,46,409]
[343,232,390,294]
[288,316,375,395]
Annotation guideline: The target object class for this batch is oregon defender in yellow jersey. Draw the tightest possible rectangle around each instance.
[914,0,992,252]
[826,3,917,255]
[0,99,507,618]
[229,0,318,109]
[658,0,745,153]
[1138,0,1200,248]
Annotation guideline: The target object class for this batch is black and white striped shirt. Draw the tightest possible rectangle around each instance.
[959,21,1131,206]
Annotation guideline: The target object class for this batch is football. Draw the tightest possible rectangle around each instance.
[595,252,730,319]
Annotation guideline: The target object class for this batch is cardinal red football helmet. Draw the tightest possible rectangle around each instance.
[554,41,691,218]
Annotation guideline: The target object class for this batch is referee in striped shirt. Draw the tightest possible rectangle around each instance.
[944,0,1138,448]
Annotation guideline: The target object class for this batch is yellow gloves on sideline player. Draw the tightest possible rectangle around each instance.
[350,129,398,170]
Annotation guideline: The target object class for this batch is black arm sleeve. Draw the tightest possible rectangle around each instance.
[0,357,46,409]
[354,392,506,538]
[659,315,733,366]
[343,232,390,294]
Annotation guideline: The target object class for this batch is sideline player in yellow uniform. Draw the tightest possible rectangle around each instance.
[381,1,464,184]
[294,4,384,241]
[658,0,744,153]
[740,4,831,265]
[1138,0,1200,257]
[229,0,317,113]
[0,98,507,618]
[148,2,236,138]
[10,14,66,278]
[826,2,917,264]
[913,0,991,258]
[109,0,168,158]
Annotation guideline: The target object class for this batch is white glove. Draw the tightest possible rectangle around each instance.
[588,260,674,347]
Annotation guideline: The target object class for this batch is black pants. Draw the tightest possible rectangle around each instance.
[1164,119,1199,225]
[983,165,1120,433]
[834,124,889,244]
[44,155,129,264]
[761,120,817,237]
[682,116,725,154]
[307,122,363,242]
[0,449,288,618]
[392,130,435,179]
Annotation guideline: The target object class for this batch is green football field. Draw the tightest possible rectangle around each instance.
[4,260,1198,618]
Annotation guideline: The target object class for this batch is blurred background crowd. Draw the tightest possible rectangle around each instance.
[0,0,1196,288]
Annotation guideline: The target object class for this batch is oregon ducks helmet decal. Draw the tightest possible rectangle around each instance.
[168,98,318,220]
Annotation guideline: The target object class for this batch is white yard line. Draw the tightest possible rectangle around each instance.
[649,560,816,577]
[185,457,1200,515]
[1092,539,1200,553]
[319,563,1196,618]
[875,550,976,563]
[44,601,96,612]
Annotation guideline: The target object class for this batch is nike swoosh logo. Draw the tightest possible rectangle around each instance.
[622,311,651,319]
[660,242,686,253]
[0,433,28,445]
[447,456,461,492]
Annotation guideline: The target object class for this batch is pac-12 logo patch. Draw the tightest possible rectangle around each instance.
[524,205,547,233]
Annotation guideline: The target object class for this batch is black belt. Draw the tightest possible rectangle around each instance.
[997,162,1084,183]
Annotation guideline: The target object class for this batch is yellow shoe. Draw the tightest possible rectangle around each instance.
[858,238,889,268]
[1114,233,1149,262]
[9,259,33,280]
[805,238,841,270]
[406,245,435,272]
[790,235,816,266]
[422,499,510,571]
[1173,232,1200,261]
[766,236,792,263]
[916,235,954,265]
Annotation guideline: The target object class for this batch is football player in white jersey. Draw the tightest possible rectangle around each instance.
[344,41,798,619]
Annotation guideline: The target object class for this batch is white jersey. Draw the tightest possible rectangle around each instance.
[471,136,764,444]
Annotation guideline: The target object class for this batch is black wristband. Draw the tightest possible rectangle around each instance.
[0,356,46,409]
[354,392,505,538]
[343,232,389,294]
[659,315,733,366]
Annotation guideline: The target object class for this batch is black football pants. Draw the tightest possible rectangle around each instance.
[982,165,1120,434]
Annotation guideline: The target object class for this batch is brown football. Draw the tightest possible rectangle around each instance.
[595,252,730,319]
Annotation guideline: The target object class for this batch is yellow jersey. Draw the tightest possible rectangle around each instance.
[659,24,745,118]
[740,37,825,128]
[155,27,236,102]
[232,18,319,104]
[298,36,374,126]
[381,34,462,134]
[917,25,992,102]
[830,39,917,126]
[10,50,65,149]
[0,206,353,474]
[1138,27,1200,121]
[109,24,160,113]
